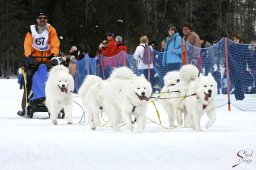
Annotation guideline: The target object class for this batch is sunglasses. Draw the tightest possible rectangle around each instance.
[38,16,47,20]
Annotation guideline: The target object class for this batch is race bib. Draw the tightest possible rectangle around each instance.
[30,24,50,51]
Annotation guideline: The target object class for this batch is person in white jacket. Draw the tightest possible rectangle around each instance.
[133,35,160,91]
[133,35,155,80]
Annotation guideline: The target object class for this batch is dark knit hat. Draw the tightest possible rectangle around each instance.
[36,10,48,19]
[106,32,114,37]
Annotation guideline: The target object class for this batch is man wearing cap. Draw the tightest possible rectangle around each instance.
[101,33,117,57]
[24,10,60,63]
[18,10,60,117]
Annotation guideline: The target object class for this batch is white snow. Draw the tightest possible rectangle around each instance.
[0,79,255,170]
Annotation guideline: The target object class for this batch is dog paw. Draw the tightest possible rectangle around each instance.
[169,122,176,127]
[95,121,101,127]
[135,128,144,133]
[178,120,183,126]
[206,124,210,129]
[113,128,120,132]
[127,124,134,131]
[90,123,96,130]
[52,120,58,125]
[195,129,204,132]
[206,122,213,129]
[184,124,191,128]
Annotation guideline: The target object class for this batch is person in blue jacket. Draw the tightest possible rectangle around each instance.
[159,24,182,86]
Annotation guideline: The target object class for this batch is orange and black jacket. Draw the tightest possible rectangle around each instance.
[24,24,60,63]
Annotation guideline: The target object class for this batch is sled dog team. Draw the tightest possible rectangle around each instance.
[45,64,217,132]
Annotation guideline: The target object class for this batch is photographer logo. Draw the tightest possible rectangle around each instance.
[232,150,253,168]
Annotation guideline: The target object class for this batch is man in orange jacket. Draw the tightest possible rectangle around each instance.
[24,10,60,62]
[18,10,60,117]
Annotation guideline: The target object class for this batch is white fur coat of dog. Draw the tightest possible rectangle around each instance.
[45,65,74,125]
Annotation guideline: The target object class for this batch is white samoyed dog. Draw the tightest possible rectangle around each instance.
[78,75,105,130]
[180,64,217,131]
[103,67,152,132]
[160,71,183,127]
[160,65,199,128]
[45,65,74,125]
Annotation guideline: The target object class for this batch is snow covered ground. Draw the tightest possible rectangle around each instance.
[0,78,255,170]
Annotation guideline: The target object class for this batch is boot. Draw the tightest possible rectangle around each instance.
[17,110,25,117]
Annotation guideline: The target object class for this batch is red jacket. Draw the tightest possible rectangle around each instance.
[116,42,127,54]
[101,37,117,57]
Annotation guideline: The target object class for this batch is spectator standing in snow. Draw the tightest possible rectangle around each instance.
[182,22,201,64]
[133,35,155,81]
[159,24,182,87]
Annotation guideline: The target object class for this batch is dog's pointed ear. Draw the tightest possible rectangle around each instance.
[140,74,145,78]
[208,72,213,77]
[199,73,203,77]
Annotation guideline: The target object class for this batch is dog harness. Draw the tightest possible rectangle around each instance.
[194,93,209,110]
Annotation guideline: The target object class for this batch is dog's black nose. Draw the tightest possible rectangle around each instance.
[141,92,145,96]
[62,84,65,88]
[208,89,212,94]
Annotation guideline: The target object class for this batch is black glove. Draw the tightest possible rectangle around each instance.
[24,56,36,70]
[47,54,55,60]
[50,58,59,66]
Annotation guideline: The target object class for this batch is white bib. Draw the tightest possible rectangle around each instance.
[30,24,50,51]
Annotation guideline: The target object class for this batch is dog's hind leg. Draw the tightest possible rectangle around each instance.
[93,109,101,127]
[86,107,96,130]
[206,110,216,129]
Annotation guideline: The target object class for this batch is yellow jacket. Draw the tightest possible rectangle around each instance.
[24,24,60,63]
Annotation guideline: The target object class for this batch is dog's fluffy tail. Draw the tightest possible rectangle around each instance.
[78,75,102,97]
[110,66,135,80]
[180,64,199,84]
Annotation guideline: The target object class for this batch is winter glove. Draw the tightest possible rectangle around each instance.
[47,54,55,60]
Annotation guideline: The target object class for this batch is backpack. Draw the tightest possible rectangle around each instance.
[140,44,154,64]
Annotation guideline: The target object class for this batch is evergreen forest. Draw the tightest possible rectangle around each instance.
[0,0,255,77]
